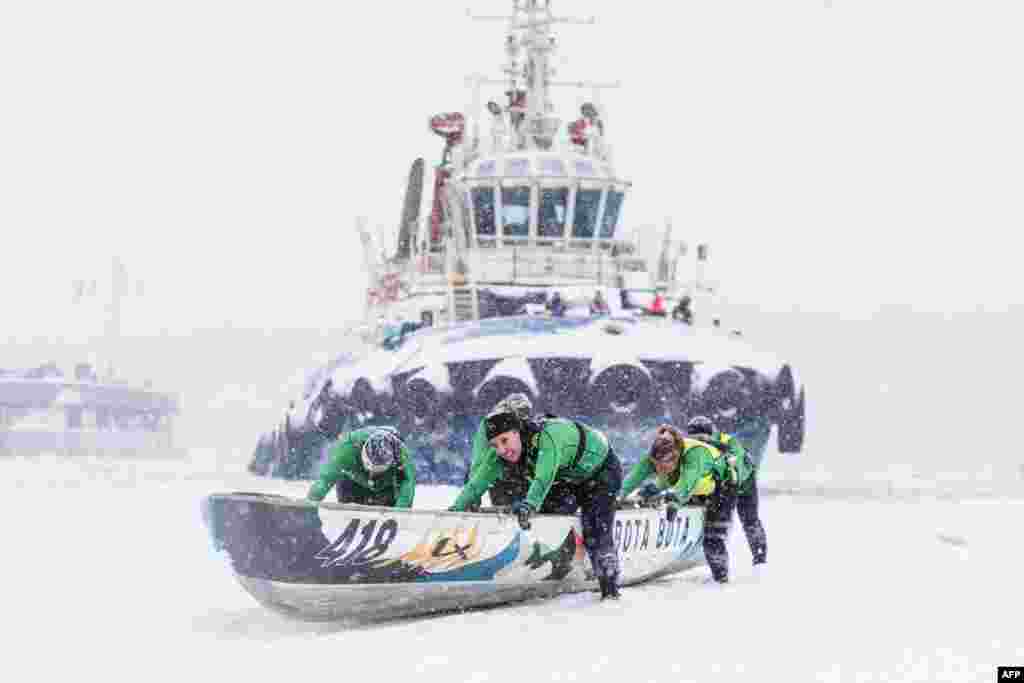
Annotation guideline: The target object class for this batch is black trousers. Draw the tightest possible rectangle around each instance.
[532,480,581,515]
[485,477,524,508]
[702,473,769,581]
[335,478,396,507]
[737,473,767,565]
[703,482,738,582]
[570,449,623,582]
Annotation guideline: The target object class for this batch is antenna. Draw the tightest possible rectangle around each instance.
[466,1,609,150]
[102,256,145,380]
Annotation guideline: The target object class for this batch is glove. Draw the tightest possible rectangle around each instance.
[637,483,664,508]
[510,500,534,531]
[727,456,740,484]
[663,491,681,522]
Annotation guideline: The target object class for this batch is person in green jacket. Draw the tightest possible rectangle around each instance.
[450,406,624,600]
[306,426,415,508]
[685,415,767,568]
[620,420,749,583]
[462,393,578,514]
[464,393,532,508]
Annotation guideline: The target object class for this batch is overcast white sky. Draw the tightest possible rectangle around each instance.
[2,0,1022,342]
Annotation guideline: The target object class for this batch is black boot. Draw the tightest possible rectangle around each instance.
[601,571,621,600]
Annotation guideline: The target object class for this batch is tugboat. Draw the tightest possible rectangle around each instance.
[250,0,806,483]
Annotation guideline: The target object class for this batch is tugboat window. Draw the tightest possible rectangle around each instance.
[540,158,566,176]
[539,187,568,238]
[573,188,602,238]
[472,187,496,236]
[502,186,530,237]
[574,160,595,177]
[600,190,624,238]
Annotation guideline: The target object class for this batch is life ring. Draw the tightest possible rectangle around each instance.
[349,378,380,421]
[475,376,535,416]
[588,364,656,419]
[773,365,806,453]
[405,377,439,422]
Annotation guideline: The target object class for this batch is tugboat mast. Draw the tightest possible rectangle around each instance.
[357,0,716,332]
[467,1,616,153]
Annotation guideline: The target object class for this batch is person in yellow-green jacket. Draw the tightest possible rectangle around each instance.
[619,419,749,583]
[685,415,767,569]
[450,406,624,600]
[306,426,415,508]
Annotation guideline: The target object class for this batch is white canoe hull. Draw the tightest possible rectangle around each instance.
[203,492,705,621]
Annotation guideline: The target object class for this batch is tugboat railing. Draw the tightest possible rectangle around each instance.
[395,242,646,286]
[460,245,627,287]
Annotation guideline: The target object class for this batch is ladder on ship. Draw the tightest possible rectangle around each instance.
[450,285,480,323]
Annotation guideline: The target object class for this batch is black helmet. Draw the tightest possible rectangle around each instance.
[361,428,402,475]
[686,415,715,437]
[484,406,521,441]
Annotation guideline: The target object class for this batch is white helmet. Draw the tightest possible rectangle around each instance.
[493,392,533,420]
[360,428,402,476]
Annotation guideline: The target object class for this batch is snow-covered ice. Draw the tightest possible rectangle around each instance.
[3,452,1020,683]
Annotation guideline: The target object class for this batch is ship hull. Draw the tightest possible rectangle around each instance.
[251,315,806,482]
